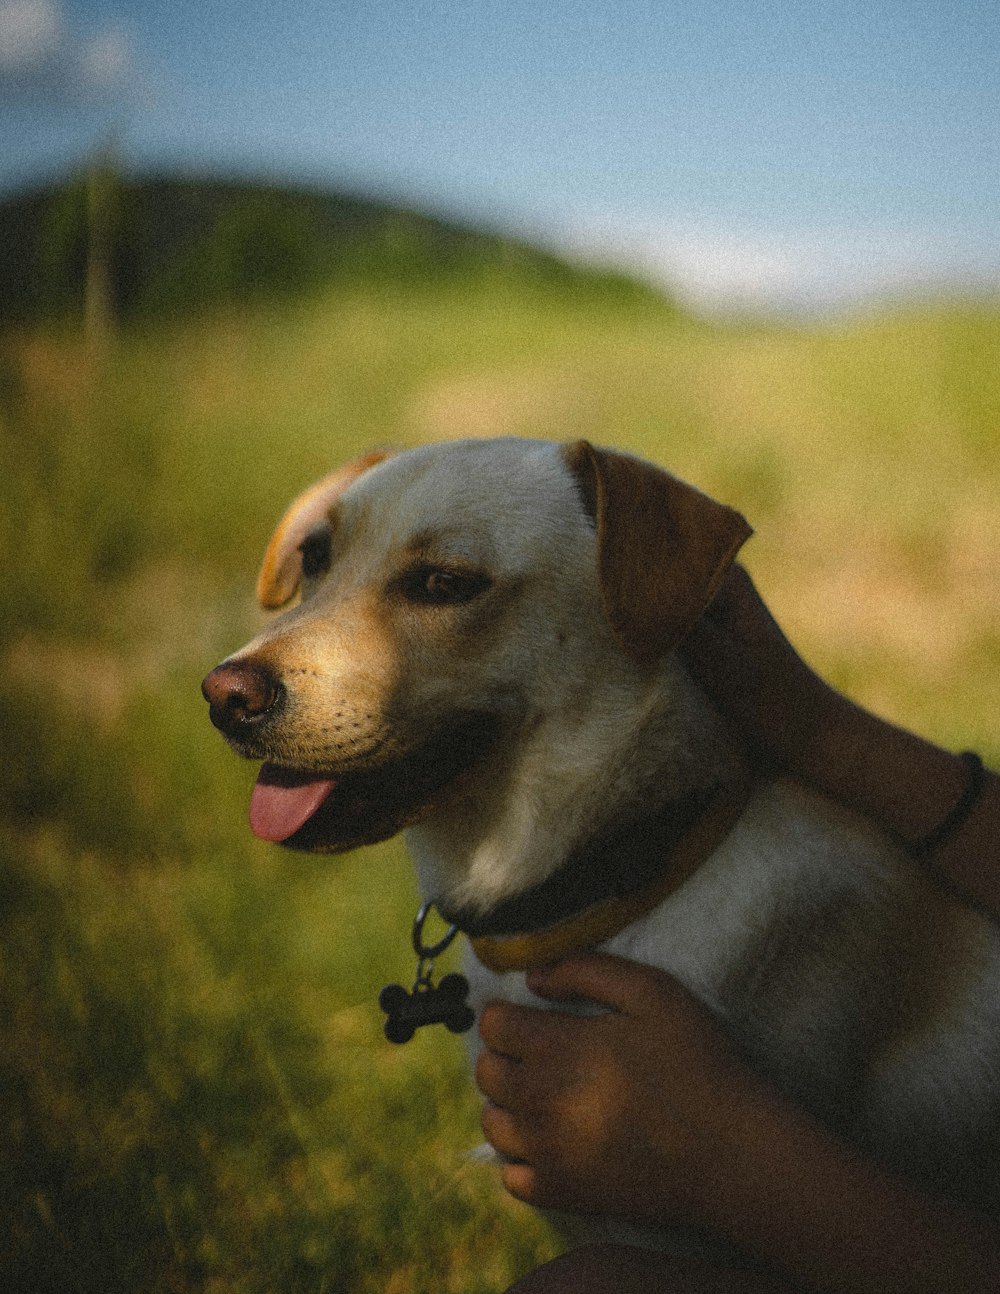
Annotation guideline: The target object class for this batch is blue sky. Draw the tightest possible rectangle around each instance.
[1,0,997,312]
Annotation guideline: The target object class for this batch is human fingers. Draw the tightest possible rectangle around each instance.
[498,1158,546,1205]
[479,1104,565,1211]
[475,1046,523,1109]
[480,1098,530,1164]
[683,562,805,693]
[682,566,836,772]
[700,563,782,644]
[529,955,749,1100]
[478,998,578,1060]
[477,1050,565,1205]
[526,952,683,1017]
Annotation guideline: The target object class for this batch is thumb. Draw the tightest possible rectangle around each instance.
[527,952,679,1016]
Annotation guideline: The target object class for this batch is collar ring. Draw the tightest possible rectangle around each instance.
[412,901,460,960]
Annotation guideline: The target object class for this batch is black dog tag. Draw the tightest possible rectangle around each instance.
[379,972,475,1044]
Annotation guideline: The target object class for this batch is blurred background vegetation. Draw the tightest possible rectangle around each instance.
[1,164,998,1293]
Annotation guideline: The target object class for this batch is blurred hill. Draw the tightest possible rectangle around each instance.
[0,170,668,327]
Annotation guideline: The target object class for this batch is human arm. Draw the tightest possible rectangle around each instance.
[477,954,1000,1294]
[679,565,1000,916]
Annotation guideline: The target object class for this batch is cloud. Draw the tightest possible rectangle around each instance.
[555,215,1000,316]
[81,29,131,92]
[0,0,60,68]
[0,0,134,105]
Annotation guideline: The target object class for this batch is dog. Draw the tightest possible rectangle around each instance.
[202,437,1000,1259]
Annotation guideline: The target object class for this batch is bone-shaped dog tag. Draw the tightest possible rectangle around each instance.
[379,972,475,1044]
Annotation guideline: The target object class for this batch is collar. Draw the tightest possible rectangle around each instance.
[442,776,753,974]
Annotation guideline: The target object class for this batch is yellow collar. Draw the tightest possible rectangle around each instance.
[469,778,752,974]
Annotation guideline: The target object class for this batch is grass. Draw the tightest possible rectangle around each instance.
[1,272,998,1292]
[1,831,551,1293]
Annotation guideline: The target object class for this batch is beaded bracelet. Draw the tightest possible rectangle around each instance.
[909,751,985,859]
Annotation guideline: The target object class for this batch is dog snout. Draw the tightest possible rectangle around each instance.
[202,660,284,737]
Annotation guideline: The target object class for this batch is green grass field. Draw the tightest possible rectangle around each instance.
[1,272,998,1292]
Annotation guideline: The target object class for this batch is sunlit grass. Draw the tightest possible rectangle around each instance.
[1,275,998,1290]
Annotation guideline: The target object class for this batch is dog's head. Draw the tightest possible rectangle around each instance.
[202,438,750,853]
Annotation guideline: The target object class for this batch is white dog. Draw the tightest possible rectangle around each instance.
[203,437,1000,1257]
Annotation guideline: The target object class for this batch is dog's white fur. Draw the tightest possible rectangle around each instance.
[211,437,1000,1254]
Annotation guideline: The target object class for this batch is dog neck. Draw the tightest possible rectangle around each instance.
[450,776,752,972]
[405,657,749,964]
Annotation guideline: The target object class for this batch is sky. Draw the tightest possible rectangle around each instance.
[1,0,998,314]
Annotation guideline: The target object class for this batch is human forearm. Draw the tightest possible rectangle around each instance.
[691,1066,1000,1293]
[684,566,1000,919]
[791,691,1000,916]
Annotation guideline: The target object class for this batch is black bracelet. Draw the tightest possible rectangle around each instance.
[909,751,985,859]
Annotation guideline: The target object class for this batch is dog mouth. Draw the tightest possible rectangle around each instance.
[247,712,501,853]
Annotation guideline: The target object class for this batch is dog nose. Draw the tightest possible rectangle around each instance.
[202,660,283,735]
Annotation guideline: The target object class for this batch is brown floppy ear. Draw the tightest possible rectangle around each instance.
[562,440,752,664]
[256,449,392,609]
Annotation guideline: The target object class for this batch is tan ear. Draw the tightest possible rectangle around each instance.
[563,440,752,664]
[256,449,392,608]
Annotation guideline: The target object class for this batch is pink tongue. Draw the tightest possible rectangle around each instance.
[249,764,338,842]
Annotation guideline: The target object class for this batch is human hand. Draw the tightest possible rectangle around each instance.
[476,953,765,1226]
[679,564,839,773]
[478,953,1000,1293]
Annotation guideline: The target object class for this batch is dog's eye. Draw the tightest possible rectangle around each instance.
[299,529,332,581]
[400,566,491,606]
